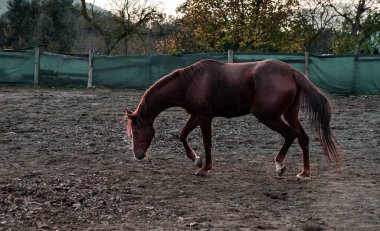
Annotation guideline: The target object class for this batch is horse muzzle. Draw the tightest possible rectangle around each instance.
[134,149,146,160]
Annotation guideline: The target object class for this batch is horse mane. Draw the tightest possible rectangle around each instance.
[141,59,220,103]
[179,59,222,79]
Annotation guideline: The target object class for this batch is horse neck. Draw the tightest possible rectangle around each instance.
[137,73,183,123]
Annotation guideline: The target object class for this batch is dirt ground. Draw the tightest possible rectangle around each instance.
[0,87,379,231]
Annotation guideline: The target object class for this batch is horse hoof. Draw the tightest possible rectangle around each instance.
[194,156,202,168]
[275,161,286,176]
[195,169,207,176]
[296,173,311,180]
[277,166,286,176]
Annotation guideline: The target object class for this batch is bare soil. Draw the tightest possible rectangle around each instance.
[0,87,379,230]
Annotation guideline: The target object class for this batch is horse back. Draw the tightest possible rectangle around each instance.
[181,59,298,119]
[181,60,253,117]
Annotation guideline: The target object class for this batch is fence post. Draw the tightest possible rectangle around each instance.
[228,49,234,63]
[87,49,94,88]
[34,47,40,87]
[304,51,309,77]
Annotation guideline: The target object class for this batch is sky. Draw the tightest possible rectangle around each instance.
[91,0,186,16]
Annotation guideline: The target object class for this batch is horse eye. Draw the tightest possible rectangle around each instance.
[131,119,138,125]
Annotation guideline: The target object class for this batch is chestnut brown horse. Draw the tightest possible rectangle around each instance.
[126,59,342,178]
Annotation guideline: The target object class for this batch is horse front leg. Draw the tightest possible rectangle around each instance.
[196,116,213,176]
[180,115,202,167]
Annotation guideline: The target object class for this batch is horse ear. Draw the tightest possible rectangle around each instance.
[126,108,133,115]
[125,108,133,117]
[125,109,137,122]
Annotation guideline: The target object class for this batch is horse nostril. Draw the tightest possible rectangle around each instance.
[135,150,145,160]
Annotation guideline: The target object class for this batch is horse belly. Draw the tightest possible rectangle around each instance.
[212,96,250,118]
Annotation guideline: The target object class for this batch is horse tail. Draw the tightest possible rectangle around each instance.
[292,70,342,169]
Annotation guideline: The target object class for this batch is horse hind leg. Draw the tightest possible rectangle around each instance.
[284,112,311,179]
[195,115,213,176]
[180,115,202,167]
[284,113,311,179]
[260,118,298,177]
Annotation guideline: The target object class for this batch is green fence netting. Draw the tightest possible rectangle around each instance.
[1,49,379,94]
[0,50,34,84]
[234,53,306,73]
[39,52,88,86]
[93,55,150,89]
[309,56,380,94]
[0,50,88,86]
[93,53,227,88]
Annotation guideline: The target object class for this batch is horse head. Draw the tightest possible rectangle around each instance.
[126,109,155,160]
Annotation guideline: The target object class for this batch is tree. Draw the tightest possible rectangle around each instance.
[321,0,380,54]
[5,0,36,48]
[38,0,79,53]
[3,0,78,53]
[361,12,380,53]
[80,0,161,55]
[290,1,339,54]
[170,0,380,54]
[175,0,299,52]
[0,16,9,49]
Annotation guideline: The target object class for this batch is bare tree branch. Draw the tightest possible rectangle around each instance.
[80,0,160,55]
[80,0,107,36]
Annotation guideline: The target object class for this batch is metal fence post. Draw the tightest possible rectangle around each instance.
[87,49,94,88]
[304,51,309,77]
[228,49,234,63]
[34,47,40,87]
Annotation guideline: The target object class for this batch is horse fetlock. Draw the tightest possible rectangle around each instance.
[194,156,202,168]
[275,160,286,176]
[195,163,212,176]
[296,171,311,180]
[195,168,207,176]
